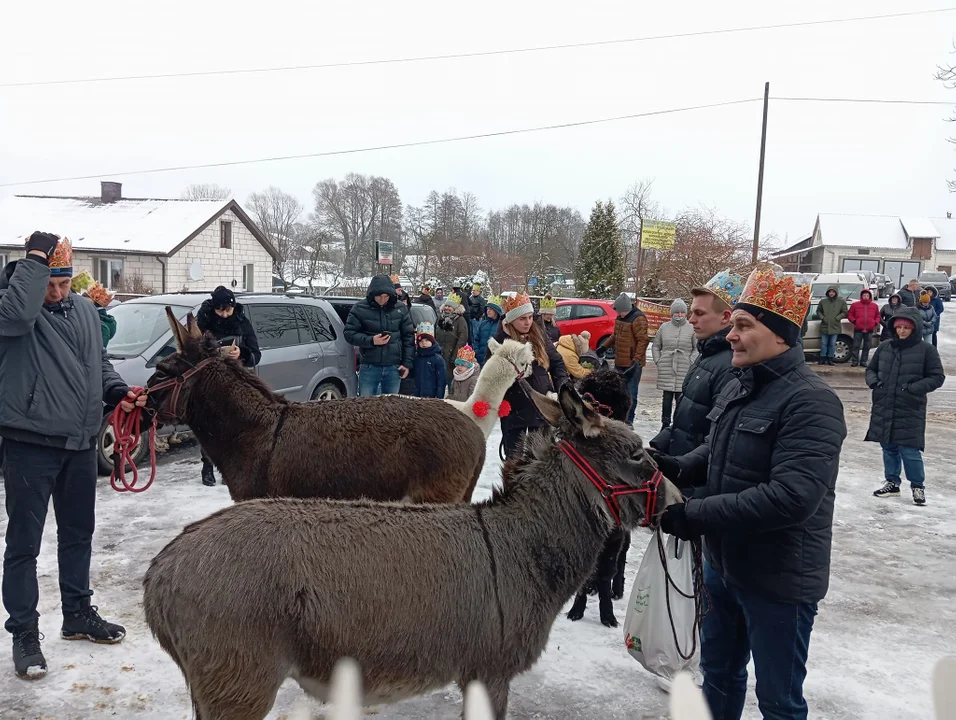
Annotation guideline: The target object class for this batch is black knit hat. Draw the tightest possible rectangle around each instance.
[736,302,801,347]
[211,285,236,309]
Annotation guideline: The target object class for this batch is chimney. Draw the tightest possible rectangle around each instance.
[948,212,952,219]
[100,181,122,203]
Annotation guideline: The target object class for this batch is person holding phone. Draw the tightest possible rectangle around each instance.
[344,275,415,396]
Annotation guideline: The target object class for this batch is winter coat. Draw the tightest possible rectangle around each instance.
[196,299,262,368]
[0,258,129,450]
[556,335,592,379]
[652,318,698,392]
[436,305,469,382]
[864,307,945,451]
[538,316,561,344]
[468,293,487,322]
[814,289,848,335]
[880,295,903,340]
[473,317,499,365]
[897,286,919,308]
[417,293,437,315]
[602,307,649,368]
[493,326,569,431]
[98,306,117,347]
[928,288,944,333]
[650,327,734,457]
[678,345,847,604]
[344,275,415,370]
[847,291,881,334]
[449,366,479,402]
[413,344,447,398]
[916,303,937,337]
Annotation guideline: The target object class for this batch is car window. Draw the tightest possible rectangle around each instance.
[576,304,607,319]
[811,283,864,299]
[554,305,572,321]
[107,303,193,358]
[920,272,948,282]
[301,305,336,342]
[247,305,302,349]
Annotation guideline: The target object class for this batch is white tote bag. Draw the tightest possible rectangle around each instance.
[623,531,701,684]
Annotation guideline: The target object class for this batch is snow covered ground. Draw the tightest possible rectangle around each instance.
[1,389,955,719]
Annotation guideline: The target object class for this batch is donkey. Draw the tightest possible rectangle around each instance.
[145,309,486,503]
[142,383,683,720]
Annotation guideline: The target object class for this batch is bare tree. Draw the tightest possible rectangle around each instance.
[181,183,232,201]
[247,187,304,283]
[619,179,661,289]
[936,42,956,192]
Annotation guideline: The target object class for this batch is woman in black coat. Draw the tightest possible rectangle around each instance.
[865,307,945,505]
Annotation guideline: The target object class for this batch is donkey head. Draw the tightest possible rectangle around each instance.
[526,382,683,526]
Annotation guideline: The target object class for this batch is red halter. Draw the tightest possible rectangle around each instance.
[558,440,663,527]
[146,357,216,422]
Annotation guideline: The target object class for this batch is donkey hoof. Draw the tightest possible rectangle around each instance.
[601,615,619,628]
[566,609,585,622]
[611,591,624,601]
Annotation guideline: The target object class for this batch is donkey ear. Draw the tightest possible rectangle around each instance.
[487,338,501,355]
[523,378,563,426]
[185,312,202,340]
[558,383,605,438]
[166,306,187,351]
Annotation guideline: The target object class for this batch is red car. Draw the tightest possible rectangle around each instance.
[554,300,617,350]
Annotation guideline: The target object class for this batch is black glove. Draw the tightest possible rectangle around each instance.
[25,231,59,258]
[659,504,700,541]
[649,450,681,483]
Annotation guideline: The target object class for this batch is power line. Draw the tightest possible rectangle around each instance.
[2,7,953,88]
[0,99,760,187]
[773,96,953,106]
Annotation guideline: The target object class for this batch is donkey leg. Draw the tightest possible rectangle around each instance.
[190,661,285,720]
[484,678,510,720]
[596,539,621,627]
[612,531,631,600]
[566,591,587,621]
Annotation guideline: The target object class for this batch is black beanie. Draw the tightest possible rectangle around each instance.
[211,285,236,309]
[736,302,801,347]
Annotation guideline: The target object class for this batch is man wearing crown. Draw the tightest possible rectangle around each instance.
[654,265,847,720]
[0,232,145,679]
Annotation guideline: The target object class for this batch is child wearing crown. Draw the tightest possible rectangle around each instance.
[72,271,116,347]
[449,345,480,401]
[412,322,447,398]
[536,294,561,343]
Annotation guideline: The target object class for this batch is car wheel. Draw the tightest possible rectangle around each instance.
[97,416,147,476]
[597,335,611,351]
[311,381,344,401]
[833,335,853,364]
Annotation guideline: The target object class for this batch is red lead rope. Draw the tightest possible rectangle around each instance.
[109,386,159,493]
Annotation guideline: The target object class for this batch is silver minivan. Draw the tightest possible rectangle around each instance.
[98,292,357,473]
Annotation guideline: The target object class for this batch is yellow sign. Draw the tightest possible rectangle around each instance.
[641,220,676,250]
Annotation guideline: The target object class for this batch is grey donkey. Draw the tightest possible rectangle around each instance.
[142,383,683,720]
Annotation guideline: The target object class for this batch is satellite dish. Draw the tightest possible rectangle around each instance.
[189,261,204,281]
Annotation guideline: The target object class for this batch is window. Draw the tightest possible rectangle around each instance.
[246,305,301,349]
[220,221,232,249]
[94,258,124,290]
[842,258,880,273]
[242,263,255,291]
[554,305,572,322]
[575,304,607,319]
[0,253,8,268]
[300,305,336,342]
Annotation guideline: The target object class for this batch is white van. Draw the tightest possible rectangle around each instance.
[810,272,867,301]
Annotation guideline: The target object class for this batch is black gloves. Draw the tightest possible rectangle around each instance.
[649,450,681,483]
[25,231,59,258]
[659,504,701,541]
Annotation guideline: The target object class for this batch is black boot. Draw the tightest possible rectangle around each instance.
[201,460,215,487]
[61,605,125,644]
[12,624,46,680]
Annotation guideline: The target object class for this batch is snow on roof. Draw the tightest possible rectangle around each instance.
[900,217,940,239]
[816,213,907,249]
[0,195,229,255]
[933,217,956,251]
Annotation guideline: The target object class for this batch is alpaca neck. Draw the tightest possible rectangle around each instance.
[467,357,515,407]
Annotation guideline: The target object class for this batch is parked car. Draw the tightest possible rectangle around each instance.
[98,292,357,475]
[554,300,617,350]
[918,271,952,301]
[810,273,867,301]
[783,271,817,288]
[875,273,895,298]
[860,270,880,299]
[802,300,880,364]
[950,274,956,296]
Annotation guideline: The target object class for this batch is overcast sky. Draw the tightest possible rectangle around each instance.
[1,0,954,247]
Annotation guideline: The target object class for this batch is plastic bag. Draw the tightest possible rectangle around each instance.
[623,531,700,683]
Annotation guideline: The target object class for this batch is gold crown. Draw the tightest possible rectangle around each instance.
[49,236,73,274]
[503,292,531,314]
[738,265,812,328]
[87,283,114,307]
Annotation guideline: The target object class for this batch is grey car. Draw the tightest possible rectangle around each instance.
[97,292,357,474]
[918,271,952,301]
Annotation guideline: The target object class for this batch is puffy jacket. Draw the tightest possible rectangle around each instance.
[897,286,919,307]
[0,258,129,450]
[602,307,649,368]
[650,327,734,458]
[847,291,881,333]
[928,287,944,332]
[555,335,591,379]
[449,366,479,402]
[865,307,944,451]
[98,307,117,348]
[880,295,903,340]
[468,293,487,322]
[196,299,261,367]
[436,304,469,381]
[344,275,415,370]
[473,317,499,365]
[652,318,697,392]
[677,345,847,604]
[494,326,569,431]
[815,289,848,335]
[916,303,937,336]
[413,344,447,398]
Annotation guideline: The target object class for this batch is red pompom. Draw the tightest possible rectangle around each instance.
[472,400,490,418]
[498,400,512,418]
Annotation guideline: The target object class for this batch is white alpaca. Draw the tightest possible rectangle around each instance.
[444,338,534,439]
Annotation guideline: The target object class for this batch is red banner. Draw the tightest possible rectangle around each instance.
[636,299,672,338]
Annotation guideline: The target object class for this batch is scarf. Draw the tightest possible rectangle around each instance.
[453,363,476,382]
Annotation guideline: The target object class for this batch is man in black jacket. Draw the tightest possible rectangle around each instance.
[344,275,414,396]
[897,279,920,308]
[654,266,846,720]
[866,307,944,505]
[650,269,741,464]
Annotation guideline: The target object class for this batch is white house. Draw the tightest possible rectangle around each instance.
[0,181,279,294]
[771,213,956,289]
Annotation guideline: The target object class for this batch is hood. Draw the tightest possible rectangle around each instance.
[859,288,873,302]
[366,274,397,309]
[556,335,577,353]
[928,286,939,299]
[891,307,923,346]
[416,343,441,357]
[825,286,838,298]
[887,293,901,305]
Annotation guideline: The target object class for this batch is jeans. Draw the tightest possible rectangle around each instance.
[615,363,642,424]
[701,562,817,720]
[851,330,873,365]
[932,331,938,347]
[881,443,924,488]
[358,364,401,396]
[2,440,97,633]
[661,390,682,427]
[923,332,933,343]
[819,333,838,359]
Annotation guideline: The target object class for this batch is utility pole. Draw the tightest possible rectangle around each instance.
[752,81,769,264]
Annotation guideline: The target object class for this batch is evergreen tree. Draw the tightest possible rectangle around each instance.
[575,200,627,298]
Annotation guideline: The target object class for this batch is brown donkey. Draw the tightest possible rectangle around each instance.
[143,383,683,719]
[145,309,486,503]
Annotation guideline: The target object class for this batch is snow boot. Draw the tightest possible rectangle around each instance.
[61,606,125,644]
[12,624,46,680]
[201,460,216,487]
[873,481,901,498]
[913,487,926,506]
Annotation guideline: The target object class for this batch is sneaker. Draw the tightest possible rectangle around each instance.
[201,461,215,487]
[873,481,901,498]
[61,606,125,644]
[913,487,926,506]
[12,625,46,680]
